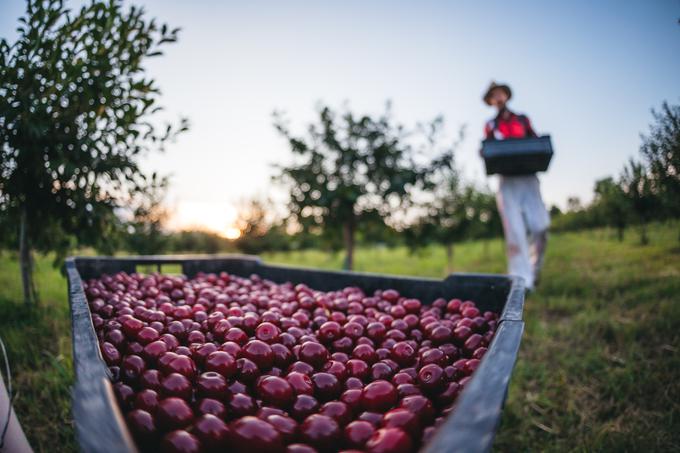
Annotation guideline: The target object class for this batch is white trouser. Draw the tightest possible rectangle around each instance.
[496,175,550,289]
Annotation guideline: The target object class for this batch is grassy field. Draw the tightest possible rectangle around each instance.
[0,223,679,452]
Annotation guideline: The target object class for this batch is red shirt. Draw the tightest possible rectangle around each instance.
[484,109,537,140]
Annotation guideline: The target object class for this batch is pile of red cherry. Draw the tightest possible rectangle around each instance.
[84,271,498,453]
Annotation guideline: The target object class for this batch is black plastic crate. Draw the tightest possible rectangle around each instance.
[482,136,554,175]
[66,255,525,453]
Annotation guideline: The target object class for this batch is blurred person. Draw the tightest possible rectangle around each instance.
[0,339,32,453]
[482,82,550,290]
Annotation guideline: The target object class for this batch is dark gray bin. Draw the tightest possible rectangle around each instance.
[482,135,553,175]
[66,255,525,453]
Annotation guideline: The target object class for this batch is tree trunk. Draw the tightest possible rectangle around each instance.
[342,219,355,271]
[19,207,38,306]
[617,225,624,242]
[640,222,649,245]
[445,243,454,274]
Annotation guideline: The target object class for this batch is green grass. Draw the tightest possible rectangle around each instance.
[1,223,679,451]
[0,252,75,452]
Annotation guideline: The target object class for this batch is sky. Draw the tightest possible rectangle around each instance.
[2,0,679,236]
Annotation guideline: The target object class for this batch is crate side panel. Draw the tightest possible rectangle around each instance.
[422,320,525,453]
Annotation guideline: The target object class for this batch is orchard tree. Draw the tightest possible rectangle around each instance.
[408,176,496,272]
[640,102,680,227]
[0,0,187,305]
[465,185,501,258]
[274,103,451,270]
[593,177,630,241]
[620,159,658,244]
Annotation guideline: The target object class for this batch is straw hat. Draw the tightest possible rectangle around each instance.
[483,82,512,105]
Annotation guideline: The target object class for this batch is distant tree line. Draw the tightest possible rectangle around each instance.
[551,102,680,244]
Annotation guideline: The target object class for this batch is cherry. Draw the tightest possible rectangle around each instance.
[392,372,413,386]
[195,398,227,419]
[143,340,168,364]
[396,383,421,398]
[298,342,330,369]
[122,354,146,384]
[319,401,352,426]
[464,333,483,353]
[255,322,281,343]
[344,377,363,390]
[286,444,318,453]
[366,322,386,342]
[464,358,480,374]
[352,344,377,365]
[332,336,354,354]
[122,317,144,339]
[113,382,135,408]
[226,393,257,418]
[344,420,375,448]
[318,321,342,343]
[224,327,248,345]
[229,416,284,452]
[134,389,160,413]
[361,380,397,412]
[417,364,445,394]
[291,394,320,421]
[370,362,394,381]
[323,360,348,381]
[157,397,195,430]
[196,372,228,400]
[160,373,193,401]
[340,389,362,412]
[257,376,295,408]
[228,380,248,395]
[462,306,480,318]
[126,409,158,445]
[365,427,412,453]
[343,322,364,340]
[137,326,160,344]
[101,342,121,366]
[358,411,383,427]
[241,340,274,370]
[453,325,472,344]
[160,430,202,453]
[105,329,126,349]
[472,346,488,360]
[299,414,341,451]
[204,351,237,378]
[266,414,298,443]
[381,408,420,438]
[258,407,288,418]
[193,343,218,366]
[390,342,416,367]
[311,372,341,402]
[437,381,462,408]
[286,372,314,395]
[236,358,261,383]
[220,341,242,357]
[288,361,315,376]
[446,299,462,313]
[166,355,197,379]
[192,414,230,451]
[346,359,369,381]
[399,395,435,424]
[271,343,294,368]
